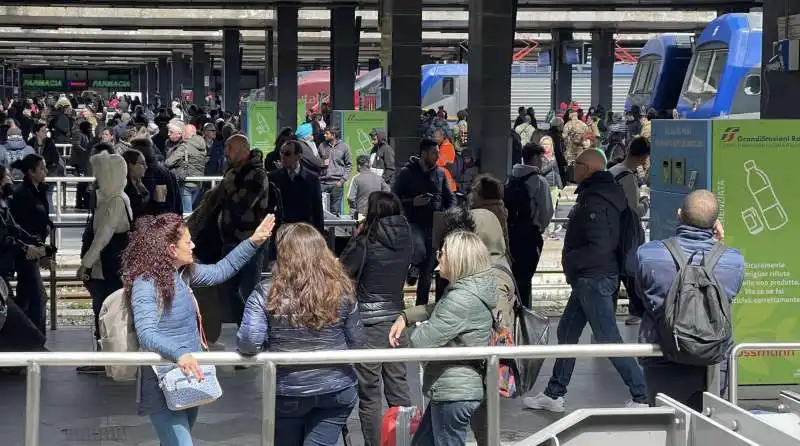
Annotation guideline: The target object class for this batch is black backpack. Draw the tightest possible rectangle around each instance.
[504,172,538,229]
[613,170,645,277]
[657,239,732,366]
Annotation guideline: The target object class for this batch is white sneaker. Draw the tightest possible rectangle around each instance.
[523,393,565,413]
[625,400,649,409]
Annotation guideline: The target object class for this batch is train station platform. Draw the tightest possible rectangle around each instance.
[0,320,643,445]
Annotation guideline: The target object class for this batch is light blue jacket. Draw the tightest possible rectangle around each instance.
[132,239,257,415]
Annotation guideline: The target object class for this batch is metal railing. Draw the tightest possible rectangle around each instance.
[44,176,225,247]
[728,342,800,406]
[0,343,664,446]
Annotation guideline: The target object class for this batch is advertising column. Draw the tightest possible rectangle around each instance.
[247,101,277,154]
[712,120,800,386]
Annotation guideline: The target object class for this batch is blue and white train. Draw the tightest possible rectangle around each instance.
[625,34,693,113]
[357,63,636,121]
[626,12,762,119]
[677,12,762,119]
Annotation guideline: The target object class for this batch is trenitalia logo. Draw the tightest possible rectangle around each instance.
[720,127,741,142]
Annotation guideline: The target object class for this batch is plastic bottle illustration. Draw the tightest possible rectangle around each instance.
[356,129,373,153]
[741,207,764,235]
[256,114,271,136]
[744,160,788,231]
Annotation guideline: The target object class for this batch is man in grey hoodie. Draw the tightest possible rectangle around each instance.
[504,142,554,308]
[318,127,352,216]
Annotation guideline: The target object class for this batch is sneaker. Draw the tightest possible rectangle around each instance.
[625,316,641,326]
[523,393,565,413]
[625,400,649,409]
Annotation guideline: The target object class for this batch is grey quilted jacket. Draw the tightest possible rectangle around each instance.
[404,268,496,402]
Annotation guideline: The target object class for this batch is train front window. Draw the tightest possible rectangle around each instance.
[629,57,661,95]
[687,49,728,95]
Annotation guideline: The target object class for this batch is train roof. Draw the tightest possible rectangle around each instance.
[640,34,693,58]
[697,12,762,46]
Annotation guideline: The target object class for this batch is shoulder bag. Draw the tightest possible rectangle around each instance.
[152,275,222,411]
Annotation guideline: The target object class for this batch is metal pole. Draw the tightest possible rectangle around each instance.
[706,363,721,397]
[486,355,501,446]
[55,180,63,249]
[261,361,277,446]
[25,362,41,446]
[728,342,800,406]
[49,226,57,331]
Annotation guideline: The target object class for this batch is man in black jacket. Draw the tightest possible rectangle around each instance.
[130,138,183,216]
[392,138,455,305]
[268,140,324,234]
[525,149,648,413]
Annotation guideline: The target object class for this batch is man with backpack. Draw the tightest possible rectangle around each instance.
[609,137,651,325]
[636,190,743,411]
[525,149,648,413]
[505,142,554,309]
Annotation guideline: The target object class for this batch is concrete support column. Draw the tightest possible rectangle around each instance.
[192,43,207,108]
[265,27,275,100]
[139,65,147,103]
[157,57,169,105]
[468,0,518,178]
[183,55,193,91]
[130,68,140,91]
[762,0,800,118]
[277,5,299,130]
[381,0,422,163]
[171,50,184,101]
[146,62,157,106]
[591,30,615,112]
[551,29,573,110]
[222,27,242,114]
[330,4,358,111]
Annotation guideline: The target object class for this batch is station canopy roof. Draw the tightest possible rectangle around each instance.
[0,7,720,68]
[0,0,762,10]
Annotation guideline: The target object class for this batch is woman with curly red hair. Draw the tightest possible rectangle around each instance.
[123,212,275,446]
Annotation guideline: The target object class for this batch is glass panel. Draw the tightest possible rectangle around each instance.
[687,50,713,94]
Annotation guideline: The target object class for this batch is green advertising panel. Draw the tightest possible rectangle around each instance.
[712,120,800,385]
[298,97,307,127]
[247,101,277,154]
[334,110,387,214]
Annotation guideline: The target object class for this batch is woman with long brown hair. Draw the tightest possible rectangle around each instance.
[237,222,364,446]
[124,212,275,446]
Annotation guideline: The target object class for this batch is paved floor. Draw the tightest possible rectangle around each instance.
[0,319,646,445]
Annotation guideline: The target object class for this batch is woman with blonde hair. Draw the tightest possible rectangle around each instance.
[389,231,496,446]
[237,222,364,445]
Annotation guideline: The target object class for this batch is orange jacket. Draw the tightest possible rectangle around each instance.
[436,139,458,192]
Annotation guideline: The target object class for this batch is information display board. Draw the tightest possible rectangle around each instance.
[247,101,277,154]
[712,120,800,385]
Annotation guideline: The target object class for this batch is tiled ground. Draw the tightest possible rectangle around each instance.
[0,320,646,445]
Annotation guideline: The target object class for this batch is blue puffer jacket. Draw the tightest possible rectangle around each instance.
[132,239,258,415]
[236,282,364,397]
[635,225,744,364]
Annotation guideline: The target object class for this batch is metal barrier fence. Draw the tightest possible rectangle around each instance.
[728,342,800,405]
[0,343,664,446]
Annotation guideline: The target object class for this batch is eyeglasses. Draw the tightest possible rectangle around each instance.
[280,151,294,156]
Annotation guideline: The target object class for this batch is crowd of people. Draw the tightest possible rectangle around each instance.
[0,92,745,446]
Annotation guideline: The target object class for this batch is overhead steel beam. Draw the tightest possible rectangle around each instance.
[0,0,762,10]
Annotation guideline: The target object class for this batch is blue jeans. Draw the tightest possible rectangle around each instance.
[149,407,199,446]
[181,185,200,213]
[544,276,648,403]
[412,400,481,446]
[275,386,357,446]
